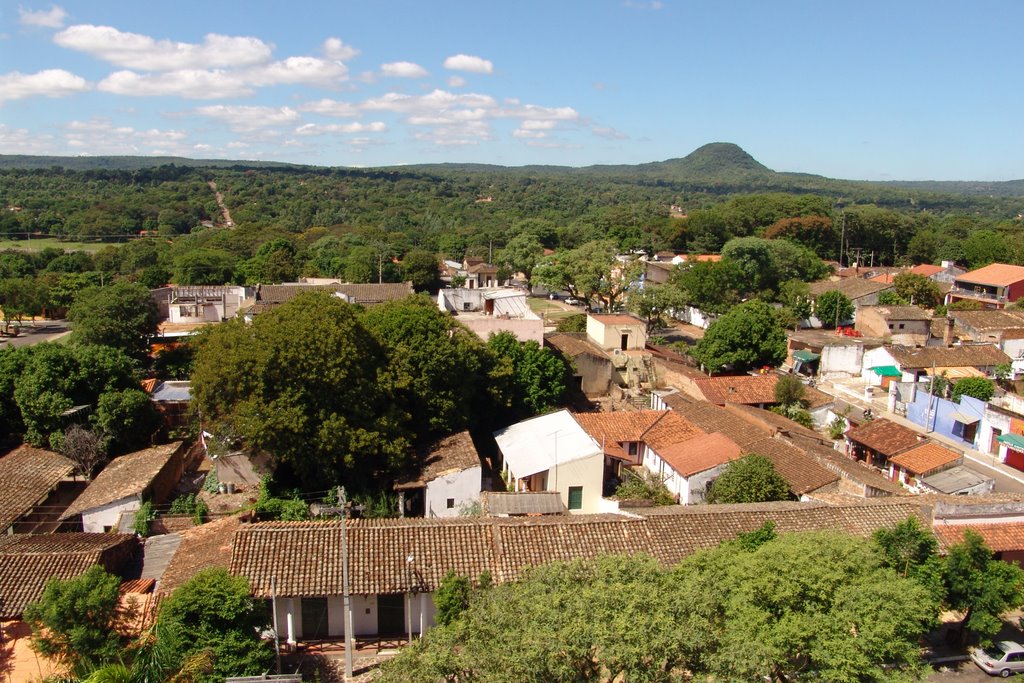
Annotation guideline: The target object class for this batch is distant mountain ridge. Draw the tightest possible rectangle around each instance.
[2,144,1023,196]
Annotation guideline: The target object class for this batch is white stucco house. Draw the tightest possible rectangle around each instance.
[394,431,484,518]
[493,410,605,513]
[60,442,187,532]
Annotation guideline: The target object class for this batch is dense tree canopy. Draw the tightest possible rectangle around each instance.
[382,531,938,683]
[692,300,787,373]
[706,454,791,504]
[156,568,274,683]
[192,292,408,489]
[68,280,159,359]
[814,290,855,328]
[24,565,123,678]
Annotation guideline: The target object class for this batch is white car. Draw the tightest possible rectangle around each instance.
[565,297,581,306]
[971,641,1024,677]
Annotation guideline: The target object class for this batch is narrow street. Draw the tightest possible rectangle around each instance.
[819,379,1024,494]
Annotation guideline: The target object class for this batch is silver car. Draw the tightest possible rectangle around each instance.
[971,641,1024,677]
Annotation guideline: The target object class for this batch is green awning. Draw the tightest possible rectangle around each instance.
[870,365,902,378]
[792,349,821,362]
[997,433,1024,450]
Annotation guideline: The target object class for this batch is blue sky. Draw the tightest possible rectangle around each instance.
[1,1,1021,181]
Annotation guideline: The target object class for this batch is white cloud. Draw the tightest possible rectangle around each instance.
[520,120,557,130]
[447,75,466,88]
[443,54,493,74]
[19,5,67,28]
[196,104,301,132]
[414,120,492,146]
[323,37,359,61]
[592,125,629,140]
[294,121,387,136]
[525,140,581,149]
[299,98,359,117]
[54,25,272,71]
[362,89,497,114]
[62,118,193,155]
[498,104,579,121]
[513,129,547,139]
[98,69,253,99]
[380,61,428,78]
[246,56,348,87]
[0,124,57,154]
[0,68,88,102]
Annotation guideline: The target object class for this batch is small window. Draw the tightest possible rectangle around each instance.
[463,302,472,311]
[888,324,894,330]
[446,498,455,509]
[627,442,638,456]
[898,323,905,330]
[567,486,583,510]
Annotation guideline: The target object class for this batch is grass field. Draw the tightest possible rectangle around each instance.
[0,237,120,253]
[528,297,581,324]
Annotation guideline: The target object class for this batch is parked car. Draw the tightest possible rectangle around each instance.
[971,641,1024,677]
[565,297,581,306]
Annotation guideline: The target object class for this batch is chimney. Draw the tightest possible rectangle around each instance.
[944,315,955,347]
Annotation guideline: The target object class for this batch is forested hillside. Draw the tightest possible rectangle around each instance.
[1,143,1024,280]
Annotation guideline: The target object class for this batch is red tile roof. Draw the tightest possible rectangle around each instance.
[62,442,183,519]
[229,501,927,597]
[0,533,137,618]
[888,443,962,476]
[956,263,1024,288]
[157,515,242,597]
[589,314,645,326]
[658,432,743,476]
[694,374,779,405]
[933,522,1024,552]
[396,431,482,489]
[846,419,923,456]
[910,264,944,277]
[0,446,75,531]
[743,437,840,494]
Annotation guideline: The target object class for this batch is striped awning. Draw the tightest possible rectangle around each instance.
[997,433,1024,450]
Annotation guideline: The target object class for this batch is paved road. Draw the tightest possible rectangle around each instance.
[0,320,70,348]
[929,659,995,681]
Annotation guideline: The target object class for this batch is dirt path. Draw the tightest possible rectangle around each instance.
[207,180,235,228]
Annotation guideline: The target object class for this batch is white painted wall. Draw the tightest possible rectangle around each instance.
[352,594,378,636]
[547,452,605,513]
[586,317,647,350]
[861,347,899,385]
[819,344,865,379]
[425,466,482,518]
[640,449,728,505]
[461,317,544,344]
[81,495,141,533]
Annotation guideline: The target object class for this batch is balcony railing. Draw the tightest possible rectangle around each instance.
[949,286,1006,303]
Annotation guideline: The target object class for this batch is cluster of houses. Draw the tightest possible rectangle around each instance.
[11,258,1024,672]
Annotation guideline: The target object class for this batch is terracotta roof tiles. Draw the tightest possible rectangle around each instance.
[157,515,243,597]
[0,446,75,531]
[846,418,922,456]
[956,263,1024,288]
[742,437,840,495]
[62,442,183,519]
[886,344,1010,370]
[694,374,779,405]
[657,432,743,477]
[888,443,963,476]
[0,533,137,619]
[229,502,927,596]
[396,431,482,489]
[933,522,1024,552]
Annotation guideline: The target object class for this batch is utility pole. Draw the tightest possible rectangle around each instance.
[312,487,357,679]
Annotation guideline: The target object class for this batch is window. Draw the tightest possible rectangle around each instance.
[567,486,583,510]
[446,498,455,509]
[627,442,638,456]
[463,302,472,311]
[898,323,905,330]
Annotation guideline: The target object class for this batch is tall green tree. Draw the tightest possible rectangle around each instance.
[68,280,159,359]
[487,331,570,419]
[361,296,489,443]
[872,516,944,602]
[0,277,49,334]
[671,260,744,315]
[401,248,440,290]
[693,300,787,373]
[944,529,1024,644]
[497,233,544,291]
[706,454,790,504]
[191,292,409,489]
[814,290,855,328]
[156,568,274,683]
[24,565,123,678]
[893,273,943,308]
[628,282,687,332]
